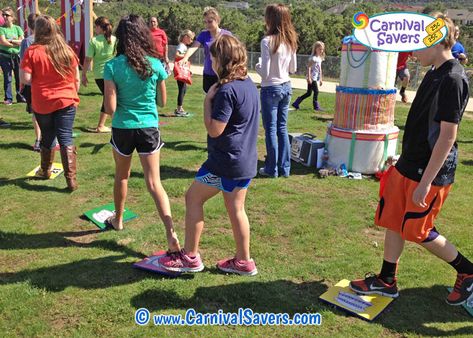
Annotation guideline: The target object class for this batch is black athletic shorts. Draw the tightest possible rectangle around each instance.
[110,127,164,156]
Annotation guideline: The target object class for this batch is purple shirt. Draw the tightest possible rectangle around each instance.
[196,29,232,76]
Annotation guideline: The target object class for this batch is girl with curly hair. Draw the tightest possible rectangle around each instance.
[159,35,260,276]
[103,15,180,253]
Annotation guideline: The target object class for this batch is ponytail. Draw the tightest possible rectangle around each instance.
[95,16,113,44]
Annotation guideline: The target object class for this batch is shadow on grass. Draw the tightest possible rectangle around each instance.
[0,177,69,193]
[79,142,109,155]
[0,254,193,292]
[256,160,317,178]
[311,114,333,123]
[457,139,473,144]
[373,285,473,336]
[462,160,473,166]
[131,279,327,315]
[7,121,33,131]
[0,229,193,291]
[163,141,207,152]
[0,230,142,257]
[0,141,33,151]
[108,165,196,180]
[131,282,472,336]
[79,92,102,96]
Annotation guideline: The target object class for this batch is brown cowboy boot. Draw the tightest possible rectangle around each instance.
[60,145,78,191]
[36,146,55,179]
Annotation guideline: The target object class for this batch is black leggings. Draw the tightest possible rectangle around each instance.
[297,81,319,108]
[177,80,187,106]
[203,74,219,93]
[95,78,105,113]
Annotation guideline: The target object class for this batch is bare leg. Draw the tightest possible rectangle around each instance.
[384,229,405,263]
[183,181,219,257]
[32,114,41,141]
[97,112,109,132]
[139,150,180,252]
[223,188,251,261]
[420,235,458,263]
[112,149,132,230]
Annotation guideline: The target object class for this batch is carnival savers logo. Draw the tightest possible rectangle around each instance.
[352,12,448,52]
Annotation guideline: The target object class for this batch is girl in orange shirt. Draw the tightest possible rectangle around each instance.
[20,15,80,191]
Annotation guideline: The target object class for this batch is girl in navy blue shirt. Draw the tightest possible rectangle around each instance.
[159,35,260,276]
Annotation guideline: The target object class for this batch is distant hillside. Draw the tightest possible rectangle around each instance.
[1,0,471,64]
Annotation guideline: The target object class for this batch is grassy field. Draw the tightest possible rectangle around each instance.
[0,74,472,337]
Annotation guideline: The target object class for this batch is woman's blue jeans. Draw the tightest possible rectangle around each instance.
[34,106,76,149]
[260,82,292,177]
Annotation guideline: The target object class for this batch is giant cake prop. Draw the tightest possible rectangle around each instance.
[327,36,399,174]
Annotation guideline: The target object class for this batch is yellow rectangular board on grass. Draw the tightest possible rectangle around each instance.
[27,163,64,179]
[319,279,394,321]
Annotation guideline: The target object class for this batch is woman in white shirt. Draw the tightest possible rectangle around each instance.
[256,3,297,178]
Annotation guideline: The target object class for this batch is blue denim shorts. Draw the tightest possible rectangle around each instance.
[195,166,251,193]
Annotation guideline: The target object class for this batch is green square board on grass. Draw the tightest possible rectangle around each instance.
[447,287,473,317]
[83,203,138,230]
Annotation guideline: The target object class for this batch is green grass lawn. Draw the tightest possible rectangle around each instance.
[1,74,472,337]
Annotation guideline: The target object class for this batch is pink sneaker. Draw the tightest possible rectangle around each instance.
[217,257,258,276]
[158,249,204,273]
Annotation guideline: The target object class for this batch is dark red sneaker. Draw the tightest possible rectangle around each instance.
[349,273,399,298]
[446,273,473,306]
[217,257,258,276]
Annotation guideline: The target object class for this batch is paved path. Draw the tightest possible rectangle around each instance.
[187,64,473,112]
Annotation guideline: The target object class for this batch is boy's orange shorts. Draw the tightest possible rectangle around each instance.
[375,167,451,243]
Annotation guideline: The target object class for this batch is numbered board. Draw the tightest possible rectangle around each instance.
[27,163,64,179]
[83,203,138,230]
[319,279,394,321]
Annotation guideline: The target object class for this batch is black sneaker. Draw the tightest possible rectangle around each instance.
[446,273,473,306]
[349,273,399,298]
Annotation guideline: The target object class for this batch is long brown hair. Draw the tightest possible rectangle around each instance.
[116,14,159,80]
[209,35,247,85]
[95,16,113,44]
[312,41,325,60]
[264,4,297,54]
[33,15,77,78]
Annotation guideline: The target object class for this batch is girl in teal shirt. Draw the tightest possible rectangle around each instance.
[103,15,180,253]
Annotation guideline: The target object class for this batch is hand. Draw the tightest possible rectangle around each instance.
[307,78,312,85]
[319,80,323,87]
[205,83,219,101]
[412,182,431,208]
[81,73,88,87]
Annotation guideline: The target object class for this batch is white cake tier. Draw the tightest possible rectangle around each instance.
[340,40,398,89]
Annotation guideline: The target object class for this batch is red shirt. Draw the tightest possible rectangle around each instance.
[150,27,168,59]
[397,52,412,70]
[20,45,79,114]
